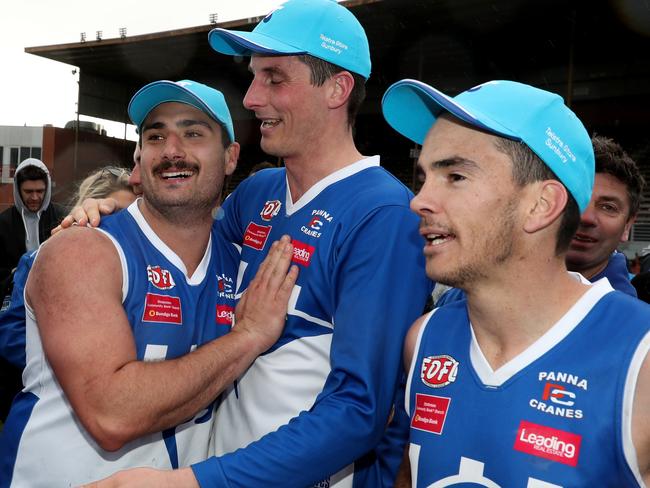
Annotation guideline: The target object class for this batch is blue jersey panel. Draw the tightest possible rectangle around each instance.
[194,160,432,488]
[407,290,649,487]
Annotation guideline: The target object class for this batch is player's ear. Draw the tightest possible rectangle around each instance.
[224,142,240,176]
[327,71,354,110]
[523,180,568,234]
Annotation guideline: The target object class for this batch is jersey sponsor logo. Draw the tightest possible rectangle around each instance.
[300,209,333,238]
[260,200,282,221]
[217,274,234,295]
[514,420,581,466]
[529,371,587,419]
[216,305,234,325]
[243,222,271,250]
[421,354,459,388]
[411,393,450,435]
[142,293,182,324]
[291,239,315,266]
[146,265,176,290]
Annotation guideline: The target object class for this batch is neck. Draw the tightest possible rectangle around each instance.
[570,258,609,280]
[138,199,213,276]
[283,129,363,202]
[464,256,590,370]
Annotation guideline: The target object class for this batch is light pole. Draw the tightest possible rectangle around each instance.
[72,68,80,179]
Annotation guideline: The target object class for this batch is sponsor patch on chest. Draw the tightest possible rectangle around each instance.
[216,305,234,325]
[243,222,272,250]
[142,293,182,324]
[411,393,450,435]
[529,370,588,419]
[291,239,315,266]
[514,420,581,466]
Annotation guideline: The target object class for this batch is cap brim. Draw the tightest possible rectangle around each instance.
[208,28,308,56]
[128,81,214,128]
[381,79,517,145]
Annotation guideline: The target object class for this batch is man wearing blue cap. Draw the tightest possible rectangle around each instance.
[382,79,650,486]
[196,1,429,487]
[0,80,298,487]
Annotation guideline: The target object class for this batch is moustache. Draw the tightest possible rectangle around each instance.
[153,160,198,175]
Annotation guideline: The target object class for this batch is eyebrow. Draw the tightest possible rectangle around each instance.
[141,119,213,133]
[248,63,285,77]
[596,194,626,206]
[419,156,481,172]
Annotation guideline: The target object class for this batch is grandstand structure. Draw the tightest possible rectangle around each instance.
[25,0,650,250]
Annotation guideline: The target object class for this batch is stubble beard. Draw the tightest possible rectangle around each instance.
[433,197,518,290]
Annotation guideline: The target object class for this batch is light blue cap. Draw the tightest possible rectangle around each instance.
[208,0,371,79]
[128,80,235,143]
[382,79,594,212]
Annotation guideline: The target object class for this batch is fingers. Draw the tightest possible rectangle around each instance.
[254,235,292,286]
[79,198,117,227]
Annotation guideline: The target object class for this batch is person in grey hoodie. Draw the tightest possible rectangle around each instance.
[0,158,66,289]
[0,158,66,424]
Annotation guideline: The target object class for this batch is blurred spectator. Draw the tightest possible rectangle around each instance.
[248,160,276,176]
[632,271,650,303]
[0,159,66,293]
[565,135,644,297]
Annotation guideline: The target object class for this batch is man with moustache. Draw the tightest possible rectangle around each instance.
[0,80,297,487]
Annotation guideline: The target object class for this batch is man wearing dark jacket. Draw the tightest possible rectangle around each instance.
[0,157,65,423]
[0,158,66,288]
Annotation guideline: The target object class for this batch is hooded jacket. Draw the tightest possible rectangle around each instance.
[0,159,66,286]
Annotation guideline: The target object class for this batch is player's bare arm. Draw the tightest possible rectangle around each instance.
[633,353,650,483]
[27,228,297,451]
[393,314,428,487]
[81,466,197,488]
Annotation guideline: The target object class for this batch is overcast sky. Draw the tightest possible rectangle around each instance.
[1,0,281,139]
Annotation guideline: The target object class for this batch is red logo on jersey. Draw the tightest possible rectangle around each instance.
[421,355,459,388]
[260,200,282,221]
[146,265,176,290]
[216,305,234,325]
[291,239,315,266]
[514,420,581,466]
[243,222,272,250]
[411,393,450,435]
[142,293,182,324]
[308,216,323,231]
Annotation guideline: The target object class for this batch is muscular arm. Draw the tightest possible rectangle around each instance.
[27,228,296,451]
[393,314,428,487]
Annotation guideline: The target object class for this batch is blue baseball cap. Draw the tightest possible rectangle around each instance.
[382,79,594,212]
[128,79,235,143]
[208,0,371,79]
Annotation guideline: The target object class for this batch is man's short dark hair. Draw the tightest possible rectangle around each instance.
[16,165,47,188]
[296,55,366,131]
[494,138,581,255]
[592,135,645,218]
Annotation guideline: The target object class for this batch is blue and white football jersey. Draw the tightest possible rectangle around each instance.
[193,157,432,487]
[406,278,650,487]
[0,201,239,487]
